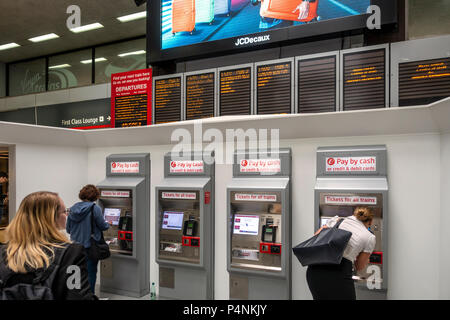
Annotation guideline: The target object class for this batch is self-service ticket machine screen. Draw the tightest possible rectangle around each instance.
[96,153,150,298]
[227,149,291,300]
[155,152,214,300]
[99,192,134,255]
[315,145,388,300]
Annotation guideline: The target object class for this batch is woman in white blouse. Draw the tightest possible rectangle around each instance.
[306,207,376,300]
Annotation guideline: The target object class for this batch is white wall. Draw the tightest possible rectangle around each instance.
[440,133,450,299]
[86,132,443,300]
[14,143,88,213]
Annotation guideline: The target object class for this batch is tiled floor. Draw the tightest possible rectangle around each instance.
[95,285,152,300]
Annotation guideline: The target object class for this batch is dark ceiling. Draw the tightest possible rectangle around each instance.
[0,0,147,64]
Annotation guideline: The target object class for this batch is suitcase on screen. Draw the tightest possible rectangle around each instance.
[195,0,215,24]
[260,0,319,22]
[215,0,231,15]
[172,0,196,34]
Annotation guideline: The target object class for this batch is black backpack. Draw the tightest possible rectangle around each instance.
[0,245,67,300]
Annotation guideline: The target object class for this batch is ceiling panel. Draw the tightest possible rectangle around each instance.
[0,0,147,63]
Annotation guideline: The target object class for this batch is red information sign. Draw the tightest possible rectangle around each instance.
[111,69,152,128]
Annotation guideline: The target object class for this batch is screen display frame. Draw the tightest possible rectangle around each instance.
[233,214,260,236]
[162,211,185,230]
[148,0,397,63]
[104,208,121,226]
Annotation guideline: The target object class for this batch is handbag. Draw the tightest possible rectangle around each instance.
[292,218,352,267]
[87,205,111,261]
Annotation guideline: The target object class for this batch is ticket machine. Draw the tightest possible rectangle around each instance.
[227,148,291,300]
[315,145,388,299]
[97,153,150,298]
[155,152,215,299]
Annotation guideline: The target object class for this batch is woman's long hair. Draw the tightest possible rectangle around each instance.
[5,191,70,273]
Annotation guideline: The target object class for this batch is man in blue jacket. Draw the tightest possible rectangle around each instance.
[66,185,110,294]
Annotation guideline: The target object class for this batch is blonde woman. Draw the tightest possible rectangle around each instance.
[0,191,95,300]
[306,206,376,300]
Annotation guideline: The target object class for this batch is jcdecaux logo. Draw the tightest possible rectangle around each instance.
[235,35,270,47]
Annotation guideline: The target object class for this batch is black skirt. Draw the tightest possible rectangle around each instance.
[306,258,355,300]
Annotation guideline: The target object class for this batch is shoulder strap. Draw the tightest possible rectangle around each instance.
[333,218,345,229]
[90,204,96,236]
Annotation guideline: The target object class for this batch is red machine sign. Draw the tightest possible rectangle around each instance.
[326,156,376,172]
[240,159,281,173]
[169,160,204,173]
[110,161,140,174]
[111,69,152,128]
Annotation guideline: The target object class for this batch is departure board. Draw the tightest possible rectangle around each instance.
[343,49,386,111]
[298,56,337,113]
[256,61,292,115]
[185,72,215,120]
[154,76,182,124]
[111,69,152,128]
[219,67,252,116]
[399,57,450,106]
[114,94,148,127]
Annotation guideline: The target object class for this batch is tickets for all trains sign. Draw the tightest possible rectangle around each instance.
[324,195,377,205]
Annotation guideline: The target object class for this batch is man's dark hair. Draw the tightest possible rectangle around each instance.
[79,184,100,202]
[0,172,8,179]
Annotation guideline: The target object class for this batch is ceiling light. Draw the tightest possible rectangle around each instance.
[70,23,104,33]
[49,64,71,69]
[117,11,147,22]
[28,33,60,43]
[118,50,146,57]
[0,43,20,51]
[81,57,107,64]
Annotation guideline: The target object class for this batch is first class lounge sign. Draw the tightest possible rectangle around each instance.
[326,156,376,172]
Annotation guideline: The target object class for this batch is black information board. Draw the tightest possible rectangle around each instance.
[185,72,215,120]
[399,57,450,106]
[298,56,336,113]
[0,108,36,125]
[154,76,182,124]
[114,94,148,128]
[37,98,111,129]
[256,61,292,115]
[219,67,252,116]
[343,49,386,111]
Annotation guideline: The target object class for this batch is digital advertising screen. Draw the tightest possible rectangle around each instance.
[104,208,121,226]
[233,214,260,235]
[149,0,397,62]
[162,211,185,230]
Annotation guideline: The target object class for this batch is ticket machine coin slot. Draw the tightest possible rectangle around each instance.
[369,251,383,264]
[182,236,200,247]
[259,242,281,255]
